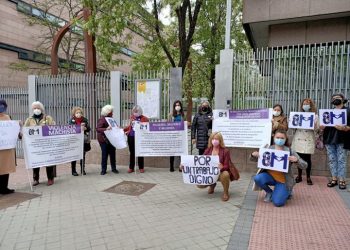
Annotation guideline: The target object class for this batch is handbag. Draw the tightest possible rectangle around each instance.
[229,160,240,181]
[84,133,91,144]
[315,133,324,150]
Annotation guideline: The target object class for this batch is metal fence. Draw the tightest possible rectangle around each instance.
[232,42,350,114]
[0,86,28,157]
[120,69,171,126]
[35,72,111,139]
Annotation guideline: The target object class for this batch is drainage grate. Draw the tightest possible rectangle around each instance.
[103,181,156,196]
[0,192,40,210]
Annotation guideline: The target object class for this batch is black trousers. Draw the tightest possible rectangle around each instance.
[297,153,312,178]
[0,174,10,191]
[198,148,205,155]
[127,135,144,170]
[71,152,86,173]
[33,166,54,181]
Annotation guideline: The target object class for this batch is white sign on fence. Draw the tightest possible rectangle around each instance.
[22,125,83,169]
[104,117,127,149]
[136,79,161,119]
[319,109,347,127]
[257,148,290,173]
[135,121,188,156]
[288,112,315,130]
[0,121,20,150]
[212,108,272,148]
[181,155,220,185]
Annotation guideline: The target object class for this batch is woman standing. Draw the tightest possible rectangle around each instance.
[272,104,288,136]
[124,105,149,173]
[24,101,55,186]
[291,98,318,185]
[0,99,17,194]
[168,100,185,172]
[96,105,119,175]
[69,107,91,176]
[191,101,213,155]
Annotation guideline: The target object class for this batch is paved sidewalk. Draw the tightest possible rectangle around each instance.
[0,160,251,250]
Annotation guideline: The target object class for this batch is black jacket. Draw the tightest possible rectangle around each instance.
[191,108,213,150]
[323,106,350,147]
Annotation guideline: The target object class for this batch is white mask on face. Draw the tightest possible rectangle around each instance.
[175,106,181,112]
[273,111,281,117]
[33,108,42,116]
[75,113,82,118]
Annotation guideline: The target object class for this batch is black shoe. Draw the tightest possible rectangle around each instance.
[0,188,15,195]
[327,180,338,187]
[339,181,347,190]
[82,170,86,175]
[307,177,313,185]
[295,176,302,183]
[112,169,119,174]
[33,180,39,186]
[72,172,79,176]
[100,171,106,175]
[170,167,175,172]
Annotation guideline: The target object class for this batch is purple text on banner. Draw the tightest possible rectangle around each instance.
[229,109,269,119]
[149,121,185,132]
[42,125,81,136]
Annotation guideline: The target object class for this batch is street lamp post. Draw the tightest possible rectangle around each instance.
[225,0,232,50]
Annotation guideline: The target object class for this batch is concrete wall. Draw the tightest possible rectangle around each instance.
[85,140,349,177]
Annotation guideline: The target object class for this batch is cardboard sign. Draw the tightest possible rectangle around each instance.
[319,109,347,127]
[257,148,290,173]
[288,112,315,130]
[104,117,127,149]
[0,121,20,150]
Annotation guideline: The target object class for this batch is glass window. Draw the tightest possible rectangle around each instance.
[17,1,31,15]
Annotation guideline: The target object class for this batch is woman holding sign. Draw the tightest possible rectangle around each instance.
[251,130,307,207]
[124,105,149,173]
[168,100,185,172]
[0,99,17,194]
[24,101,56,186]
[321,93,350,190]
[69,107,91,176]
[291,98,318,185]
[272,104,288,137]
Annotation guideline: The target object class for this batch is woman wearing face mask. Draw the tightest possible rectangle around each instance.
[69,107,91,176]
[191,101,213,155]
[96,105,119,175]
[0,99,19,194]
[124,105,149,173]
[272,104,288,137]
[320,93,350,190]
[291,98,319,185]
[251,130,307,207]
[24,101,55,186]
[168,100,185,172]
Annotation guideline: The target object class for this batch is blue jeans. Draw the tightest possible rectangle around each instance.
[254,172,290,207]
[99,143,117,172]
[325,144,347,179]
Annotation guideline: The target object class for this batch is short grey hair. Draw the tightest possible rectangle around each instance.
[201,100,210,107]
[101,105,114,116]
[132,105,143,115]
[31,101,45,112]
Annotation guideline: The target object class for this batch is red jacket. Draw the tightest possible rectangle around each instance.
[96,116,110,143]
[123,115,149,135]
[204,147,233,179]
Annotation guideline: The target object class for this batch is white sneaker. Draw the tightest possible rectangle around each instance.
[264,192,272,202]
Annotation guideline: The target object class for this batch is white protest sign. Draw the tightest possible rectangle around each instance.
[288,112,315,130]
[213,108,272,148]
[181,155,220,185]
[135,121,188,156]
[136,79,161,119]
[257,148,290,173]
[0,121,20,150]
[319,109,347,127]
[22,125,83,169]
[104,117,127,149]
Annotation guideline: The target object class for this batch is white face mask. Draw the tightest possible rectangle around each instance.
[75,113,82,118]
[273,111,281,117]
[33,108,42,116]
[175,106,181,112]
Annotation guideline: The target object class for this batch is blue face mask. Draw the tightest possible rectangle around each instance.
[0,105,6,113]
[302,105,310,111]
[274,138,286,146]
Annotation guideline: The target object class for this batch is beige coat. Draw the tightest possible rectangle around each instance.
[291,115,319,154]
[0,114,16,175]
[24,115,55,127]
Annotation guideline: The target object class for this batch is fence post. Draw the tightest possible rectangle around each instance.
[28,75,36,114]
[110,71,121,125]
[170,67,182,110]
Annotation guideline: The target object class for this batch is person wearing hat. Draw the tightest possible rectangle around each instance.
[24,101,56,186]
[321,93,350,190]
[0,99,20,194]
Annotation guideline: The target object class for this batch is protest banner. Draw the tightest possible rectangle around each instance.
[0,121,20,150]
[319,109,347,127]
[136,79,161,119]
[288,112,315,130]
[135,121,188,156]
[212,108,272,148]
[22,125,83,169]
[257,148,290,173]
[181,155,220,185]
[104,117,127,149]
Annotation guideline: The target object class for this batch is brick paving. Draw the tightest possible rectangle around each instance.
[0,160,251,250]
